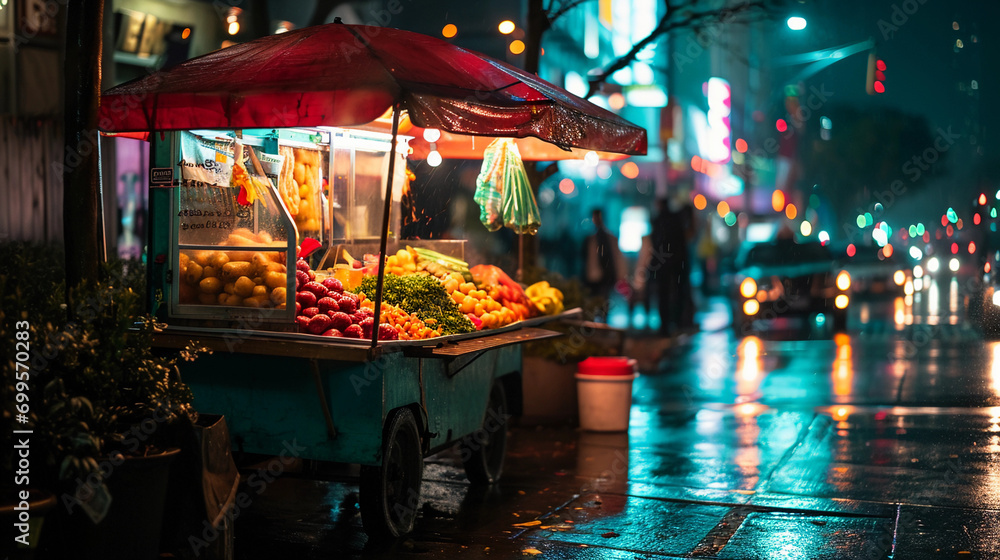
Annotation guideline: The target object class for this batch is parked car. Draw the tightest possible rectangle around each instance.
[730,238,851,334]
[835,244,909,298]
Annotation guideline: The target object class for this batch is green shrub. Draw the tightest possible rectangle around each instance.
[1,242,197,489]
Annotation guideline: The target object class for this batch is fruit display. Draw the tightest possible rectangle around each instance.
[177,228,289,308]
[411,247,473,281]
[440,273,517,330]
[362,301,442,340]
[526,281,565,315]
[358,274,476,336]
[470,264,535,321]
[292,258,396,339]
[384,248,418,276]
[278,146,324,235]
[224,246,565,341]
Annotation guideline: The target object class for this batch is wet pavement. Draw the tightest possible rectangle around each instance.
[233,274,1000,559]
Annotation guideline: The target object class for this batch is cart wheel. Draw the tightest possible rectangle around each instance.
[461,381,508,485]
[360,407,423,538]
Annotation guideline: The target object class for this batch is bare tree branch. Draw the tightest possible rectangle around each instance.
[584,0,769,98]
[548,0,593,26]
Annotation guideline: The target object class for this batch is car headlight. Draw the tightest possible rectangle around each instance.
[949,258,960,272]
[740,278,757,298]
[927,257,940,273]
[836,271,851,291]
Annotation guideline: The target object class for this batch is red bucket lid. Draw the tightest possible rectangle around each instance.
[577,357,637,376]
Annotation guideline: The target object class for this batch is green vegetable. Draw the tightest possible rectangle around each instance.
[360,274,475,335]
[413,247,473,281]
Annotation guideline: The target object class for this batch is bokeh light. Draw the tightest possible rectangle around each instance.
[442,24,457,38]
[772,190,785,212]
[717,200,730,218]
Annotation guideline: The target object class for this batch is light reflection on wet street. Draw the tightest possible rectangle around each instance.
[237,274,1000,558]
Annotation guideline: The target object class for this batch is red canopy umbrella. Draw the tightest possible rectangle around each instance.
[99,22,647,345]
[99,22,646,156]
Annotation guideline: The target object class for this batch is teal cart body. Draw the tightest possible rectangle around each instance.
[145,129,556,536]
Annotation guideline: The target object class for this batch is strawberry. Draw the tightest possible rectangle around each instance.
[359,317,375,338]
[338,296,357,314]
[322,328,343,337]
[328,311,352,332]
[295,315,311,332]
[307,313,333,335]
[322,277,344,293]
[377,323,399,341]
[302,307,319,318]
[296,290,317,309]
[302,281,328,299]
[296,259,311,272]
[343,324,363,338]
[295,301,302,315]
[317,297,340,314]
[295,270,310,290]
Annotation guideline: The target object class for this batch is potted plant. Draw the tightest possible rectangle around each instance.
[1,243,199,560]
[519,268,622,425]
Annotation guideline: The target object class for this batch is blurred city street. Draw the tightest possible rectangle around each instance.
[235,274,1000,559]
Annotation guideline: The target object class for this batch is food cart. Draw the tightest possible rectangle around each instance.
[99,22,646,537]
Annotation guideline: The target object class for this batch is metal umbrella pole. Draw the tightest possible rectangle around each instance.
[370,103,401,349]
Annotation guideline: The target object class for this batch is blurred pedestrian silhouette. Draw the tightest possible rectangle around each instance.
[650,197,697,335]
[582,208,626,319]
[630,212,657,329]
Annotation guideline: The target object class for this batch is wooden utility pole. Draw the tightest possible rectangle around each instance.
[63,0,105,296]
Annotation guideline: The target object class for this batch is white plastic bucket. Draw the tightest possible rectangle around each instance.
[575,357,638,432]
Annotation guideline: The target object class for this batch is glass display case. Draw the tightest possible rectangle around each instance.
[169,130,296,323]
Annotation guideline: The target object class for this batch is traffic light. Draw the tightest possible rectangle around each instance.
[867,52,886,94]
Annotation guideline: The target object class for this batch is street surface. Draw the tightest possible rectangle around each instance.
[235,274,999,559]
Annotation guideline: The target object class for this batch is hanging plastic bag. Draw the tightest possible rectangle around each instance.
[474,139,506,232]
[499,141,541,235]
